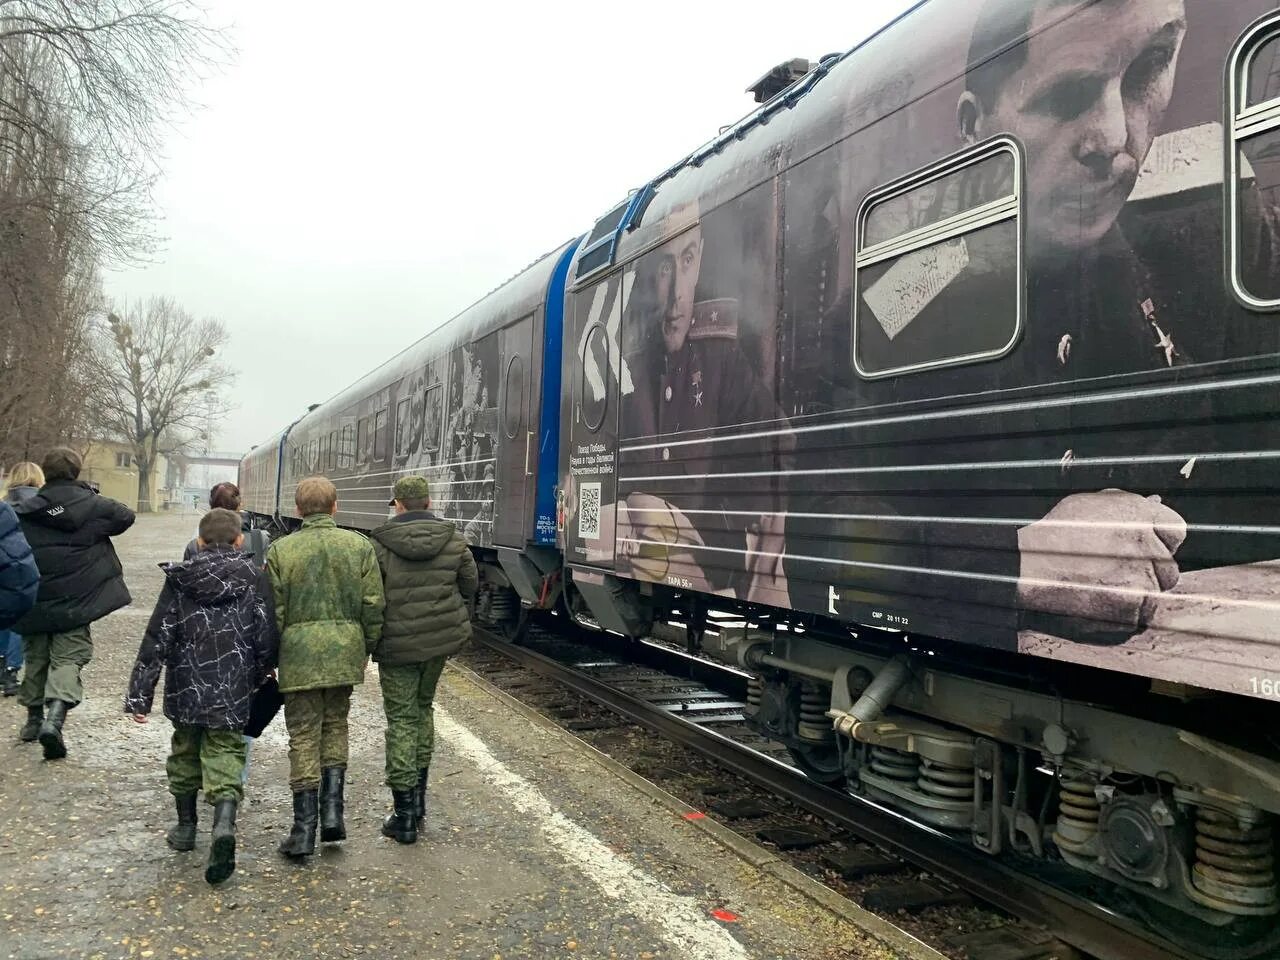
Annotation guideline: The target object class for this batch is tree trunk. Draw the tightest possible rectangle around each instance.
[136,448,154,513]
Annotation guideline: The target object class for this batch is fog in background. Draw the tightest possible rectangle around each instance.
[106,0,920,455]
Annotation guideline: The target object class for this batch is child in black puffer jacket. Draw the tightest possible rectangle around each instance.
[124,509,278,885]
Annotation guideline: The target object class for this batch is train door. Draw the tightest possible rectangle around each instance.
[494,313,534,547]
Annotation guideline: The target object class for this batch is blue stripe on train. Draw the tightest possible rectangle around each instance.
[533,239,581,545]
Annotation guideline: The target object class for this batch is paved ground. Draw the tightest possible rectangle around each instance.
[0,513,896,960]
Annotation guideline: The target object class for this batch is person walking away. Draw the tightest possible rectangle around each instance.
[266,476,383,859]
[370,476,477,844]
[0,497,39,685]
[1,462,43,695]
[123,509,277,884]
[13,447,134,758]
[182,482,270,566]
[181,480,271,785]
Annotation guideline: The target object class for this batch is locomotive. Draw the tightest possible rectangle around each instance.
[242,1,1280,951]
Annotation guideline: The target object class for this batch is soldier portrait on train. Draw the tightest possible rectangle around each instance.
[614,199,795,606]
[443,340,497,546]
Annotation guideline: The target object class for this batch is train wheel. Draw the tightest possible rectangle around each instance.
[787,743,845,786]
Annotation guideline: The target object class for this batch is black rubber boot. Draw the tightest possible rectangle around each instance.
[319,766,346,842]
[205,798,237,885]
[278,789,318,859]
[1,667,18,697]
[19,704,42,742]
[166,793,198,851]
[39,699,68,760]
[380,788,417,845]
[414,767,428,825]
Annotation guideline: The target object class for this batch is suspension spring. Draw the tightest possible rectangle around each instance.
[918,758,974,802]
[797,682,831,743]
[869,746,920,783]
[1053,779,1101,855]
[1192,809,1279,916]
[746,675,762,711]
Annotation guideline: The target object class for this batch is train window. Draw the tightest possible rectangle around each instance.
[854,138,1022,379]
[394,398,410,457]
[374,408,388,462]
[340,425,354,468]
[503,355,524,439]
[357,417,370,464]
[1229,16,1280,309]
[576,198,630,280]
[328,431,338,470]
[579,322,610,432]
[423,384,443,454]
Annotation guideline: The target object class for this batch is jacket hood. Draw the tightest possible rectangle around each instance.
[372,513,455,561]
[163,548,260,605]
[4,485,39,505]
[13,481,96,531]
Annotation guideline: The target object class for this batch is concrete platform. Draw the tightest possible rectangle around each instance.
[0,514,905,960]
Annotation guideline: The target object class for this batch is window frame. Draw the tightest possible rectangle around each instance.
[1227,11,1280,311]
[357,417,371,464]
[373,408,388,462]
[115,451,131,468]
[340,425,354,468]
[852,136,1024,380]
[328,431,338,470]
[395,397,410,456]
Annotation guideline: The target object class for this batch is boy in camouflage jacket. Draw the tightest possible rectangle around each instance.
[266,476,384,859]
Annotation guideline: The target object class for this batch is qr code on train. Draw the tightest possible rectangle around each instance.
[578,482,601,540]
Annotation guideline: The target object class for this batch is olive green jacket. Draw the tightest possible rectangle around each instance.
[370,511,478,666]
[265,514,385,693]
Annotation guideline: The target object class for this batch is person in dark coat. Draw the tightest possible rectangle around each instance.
[0,499,39,646]
[1,461,43,695]
[182,482,270,567]
[124,509,277,885]
[13,447,135,758]
[369,475,478,843]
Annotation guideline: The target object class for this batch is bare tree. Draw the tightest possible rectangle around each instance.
[0,2,227,469]
[83,296,234,511]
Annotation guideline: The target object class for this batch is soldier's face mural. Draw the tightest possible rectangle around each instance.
[965,0,1186,258]
[656,225,704,354]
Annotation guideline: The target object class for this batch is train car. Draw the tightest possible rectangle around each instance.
[556,0,1280,951]
[240,240,578,624]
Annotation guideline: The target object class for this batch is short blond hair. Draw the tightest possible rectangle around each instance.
[5,461,44,489]
[295,475,337,517]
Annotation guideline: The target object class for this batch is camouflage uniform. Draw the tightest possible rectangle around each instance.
[266,514,384,790]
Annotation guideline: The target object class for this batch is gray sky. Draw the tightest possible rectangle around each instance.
[106,0,920,456]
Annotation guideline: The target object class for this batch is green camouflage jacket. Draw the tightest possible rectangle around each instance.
[265,513,384,693]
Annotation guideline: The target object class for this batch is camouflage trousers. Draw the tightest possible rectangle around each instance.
[379,657,447,791]
[167,724,247,803]
[283,686,352,791]
[19,625,92,707]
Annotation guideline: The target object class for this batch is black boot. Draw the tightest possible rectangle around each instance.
[1,667,18,697]
[166,793,198,851]
[319,766,346,842]
[414,767,428,825]
[39,699,68,760]
[205,798,237,885]
[19,704,42,742]
[278,789,318,858]
[380,788,418,845]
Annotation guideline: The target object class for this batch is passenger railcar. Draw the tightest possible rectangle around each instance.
[244,1,1280,951]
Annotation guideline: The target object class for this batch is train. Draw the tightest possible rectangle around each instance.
[241,1,1280,953]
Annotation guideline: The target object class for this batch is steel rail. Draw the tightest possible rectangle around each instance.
[472,627,1196,960]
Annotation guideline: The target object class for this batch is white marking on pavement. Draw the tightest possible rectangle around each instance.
[435,708,751,960]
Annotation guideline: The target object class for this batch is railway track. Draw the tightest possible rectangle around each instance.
[462,616,1210,960]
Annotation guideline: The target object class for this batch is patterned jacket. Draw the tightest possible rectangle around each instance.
[265,513,384,693]
[370,511,478,666]
[124,547,277,730]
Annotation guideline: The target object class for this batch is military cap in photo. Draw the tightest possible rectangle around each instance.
[389,475,431,506]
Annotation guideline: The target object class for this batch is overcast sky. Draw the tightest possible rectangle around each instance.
[106,0,920,456]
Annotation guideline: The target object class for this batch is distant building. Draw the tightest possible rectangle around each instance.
[79,440,174,512]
